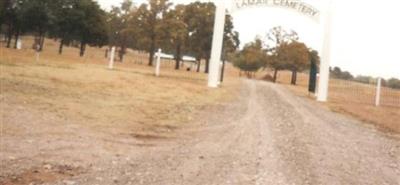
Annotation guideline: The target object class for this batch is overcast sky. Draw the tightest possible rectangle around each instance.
[96,0,400,79]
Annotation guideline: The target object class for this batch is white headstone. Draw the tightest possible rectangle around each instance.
[108,46,116,70]
[155,49,161,77]
[16,39,22,50]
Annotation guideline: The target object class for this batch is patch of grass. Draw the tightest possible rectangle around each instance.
[0,60,21,67]
[35,62,75,70]
[1,37,240,136]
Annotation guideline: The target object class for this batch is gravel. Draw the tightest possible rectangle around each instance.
[1,79,399,185]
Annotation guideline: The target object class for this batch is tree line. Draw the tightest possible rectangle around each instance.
[231,26,320,85]
[0,0,240,73]
[331,67,400,89]
[0,0,108,56]
[230,26,400,90]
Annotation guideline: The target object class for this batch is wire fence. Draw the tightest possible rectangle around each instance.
[328,78,400,108]
[380,86,400,108]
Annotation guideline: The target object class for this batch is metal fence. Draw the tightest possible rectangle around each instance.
[328,78,400,108]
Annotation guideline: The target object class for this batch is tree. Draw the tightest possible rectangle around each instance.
[265,26,299,82]
[0,0,7,26]
[276,41,310,85]
[354,75,374,84]
[222,16,240,60]
[53,0,84,54]
[107,0,137,62]
[387,78,400,89]
[159,4,188,70]
[21,0,56,51]
[331,66,342,77]
[330,66,354,80]
[232,38,266,77]
[220,15,240,81]
[75,0,108,57]
[266,26,299,48]
[341,71,354,80]
[2,0,25,48]
[309,50,320,66]
[184,2,238,73]
[184,2,215,73]
[135,0,172,66]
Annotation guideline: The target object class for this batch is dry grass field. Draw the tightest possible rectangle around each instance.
[266,70,400,133]
[0,37,240,136]
[1,36,398,135]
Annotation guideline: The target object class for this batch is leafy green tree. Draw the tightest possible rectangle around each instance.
[0,0,7,25]
[184,2,238,73]
[75,0,108,57]
[159,4,188,70]
[220,15,240,81]
[21,0,57,51]
[135,0,172,66]
[107,0,137,62]
[222,15,240,60]
[2,0,25,48]
[52,0,84,54]
[184,2,215,73]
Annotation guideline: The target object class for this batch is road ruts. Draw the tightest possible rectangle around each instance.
[54,80,399,185]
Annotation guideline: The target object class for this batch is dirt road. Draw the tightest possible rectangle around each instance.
[1,80,399,185]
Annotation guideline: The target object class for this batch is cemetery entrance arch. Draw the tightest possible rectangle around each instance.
[208,0,333,102]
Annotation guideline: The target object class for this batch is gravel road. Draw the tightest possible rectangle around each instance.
[1,80,399,185]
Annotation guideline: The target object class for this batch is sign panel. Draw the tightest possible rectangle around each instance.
[232,0,320,21]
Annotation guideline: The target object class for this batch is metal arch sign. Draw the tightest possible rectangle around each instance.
[231,0,320,22]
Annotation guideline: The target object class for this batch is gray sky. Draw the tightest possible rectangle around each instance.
[97,0,400,79]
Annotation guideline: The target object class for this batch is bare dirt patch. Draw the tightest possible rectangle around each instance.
[0,165,82,185]
[130,133,175,141]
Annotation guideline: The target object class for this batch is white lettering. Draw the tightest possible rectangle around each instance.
[234,0,319,19]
